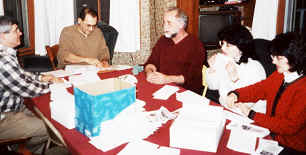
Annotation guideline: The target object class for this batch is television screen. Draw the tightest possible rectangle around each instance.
[199,10,241,49]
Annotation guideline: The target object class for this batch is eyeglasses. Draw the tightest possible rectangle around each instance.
[270,55,286,61]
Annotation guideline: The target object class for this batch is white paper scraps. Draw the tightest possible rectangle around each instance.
[65,64,100,73]
[89,102,176,152]
[153,85,179,100]
[176,90,210,105]
[252,139,283,155]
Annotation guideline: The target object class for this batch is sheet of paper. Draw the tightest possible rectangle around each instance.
[117,140,159,155]
[227,128,257,154]
[68,71,101,86]
[176,90,210,105]
[224,110,254,124]
[157,146,180,155]
[153,85,179,100]
[42,69,79,77]
[111,65,133,71]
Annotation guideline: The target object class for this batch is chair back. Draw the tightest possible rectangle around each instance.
[97,21,118,65]
[253,39,276,77]
[45,44,59,70]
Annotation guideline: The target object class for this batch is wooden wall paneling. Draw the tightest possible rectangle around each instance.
[276,0,286,34]
[177,0,199,37]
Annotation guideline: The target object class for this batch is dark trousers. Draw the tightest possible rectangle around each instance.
[279,146,305,155]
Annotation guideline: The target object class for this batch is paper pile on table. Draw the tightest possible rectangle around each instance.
[170,105,225,152]
[226,122,270,154]
[89,100,176,152]
[49,84,75,129]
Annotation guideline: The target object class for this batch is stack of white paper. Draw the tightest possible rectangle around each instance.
[226,122,270,154]
[170,105,225,152]
[118,140,180,155]
[153,85,179,100]
[89,102,176,152]
[176,90,210,105]
[49,84,75,129]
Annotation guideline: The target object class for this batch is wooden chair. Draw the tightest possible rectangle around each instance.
[202,65,208,97]
[45,44,59,70]
[33,107,67,151]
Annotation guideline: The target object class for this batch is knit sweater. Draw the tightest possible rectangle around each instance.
[236,71,306,152]
[57,25,110,68]
[145,35,205,94]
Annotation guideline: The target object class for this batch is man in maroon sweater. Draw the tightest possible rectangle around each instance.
[144,7,205,94]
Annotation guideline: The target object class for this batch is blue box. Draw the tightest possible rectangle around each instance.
[74,78,136,137]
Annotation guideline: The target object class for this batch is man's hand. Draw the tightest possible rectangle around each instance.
[41,75,64,84]
[96,60,110,68]
[146,71,169,84]
[85,58,103,66]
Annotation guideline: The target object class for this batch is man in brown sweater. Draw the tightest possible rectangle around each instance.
[57,7,110,68]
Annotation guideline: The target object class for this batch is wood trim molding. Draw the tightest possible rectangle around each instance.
[276,0,286,34]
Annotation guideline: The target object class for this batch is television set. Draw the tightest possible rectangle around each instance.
[199,10,241,49]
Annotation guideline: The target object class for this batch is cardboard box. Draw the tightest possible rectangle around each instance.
[74,78,136,137]
[170,105,225,153]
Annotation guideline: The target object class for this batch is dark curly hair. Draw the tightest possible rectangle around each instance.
[217,24,254,64]
[270,32,306,75]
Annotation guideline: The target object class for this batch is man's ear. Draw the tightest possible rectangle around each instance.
[77,18,82,24]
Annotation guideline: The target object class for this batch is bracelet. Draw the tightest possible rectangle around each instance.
[248,110,256,120]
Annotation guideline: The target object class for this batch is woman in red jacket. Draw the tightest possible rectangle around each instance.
[226,32,306,155]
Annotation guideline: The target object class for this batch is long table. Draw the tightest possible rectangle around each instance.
[30,69,248,155]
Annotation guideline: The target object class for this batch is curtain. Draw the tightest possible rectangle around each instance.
[110,0,140,52]
[252,0,279,40]
[34,0,74,55]
[0,0,4,16]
